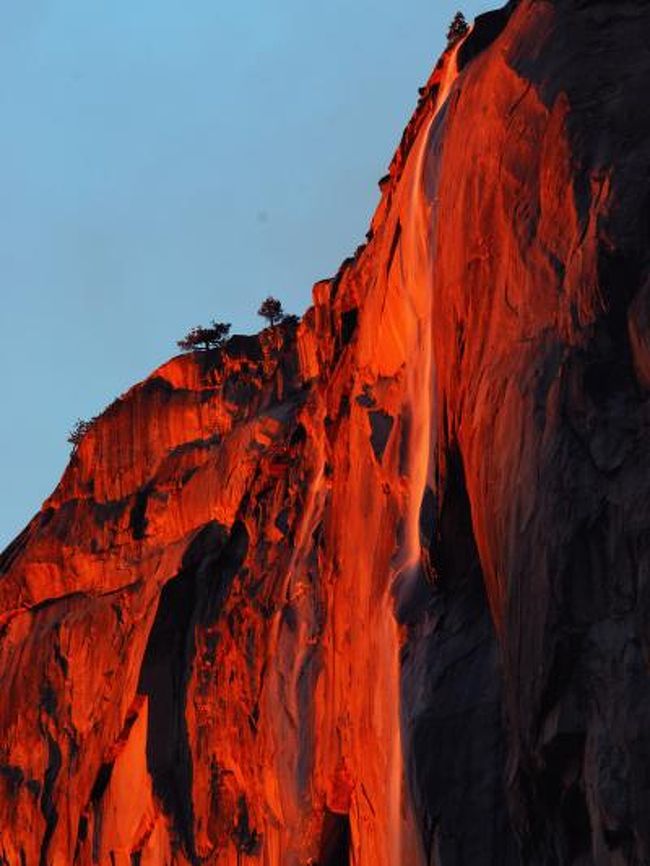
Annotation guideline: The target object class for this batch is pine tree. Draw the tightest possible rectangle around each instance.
[67,418,93,448]
[257,296,284,327]
[177,321,231,352]
[447,11,469,45]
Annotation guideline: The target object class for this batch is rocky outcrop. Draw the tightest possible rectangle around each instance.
[3,1,650,863]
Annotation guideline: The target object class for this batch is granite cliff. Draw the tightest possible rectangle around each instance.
[3,1,650,863]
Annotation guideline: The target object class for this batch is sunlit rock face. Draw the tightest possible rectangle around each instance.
[3,1,650,863]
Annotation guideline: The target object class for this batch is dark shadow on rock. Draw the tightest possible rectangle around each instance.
[401,448,517,865]
[137,519,246,861]
[369,411,394,464]
[458,3,514,72]
[317,809,350,866]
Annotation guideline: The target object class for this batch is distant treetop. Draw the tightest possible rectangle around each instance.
[447,11,469,45]
[177,320,231,352]
[257,296,284,328]
[67,418,93,449]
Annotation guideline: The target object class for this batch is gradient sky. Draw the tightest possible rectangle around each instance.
[0,0,492,549]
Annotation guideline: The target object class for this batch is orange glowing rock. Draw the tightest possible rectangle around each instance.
[3,2,650,864]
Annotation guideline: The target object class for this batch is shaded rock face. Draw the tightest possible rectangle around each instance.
[3,1,650,863]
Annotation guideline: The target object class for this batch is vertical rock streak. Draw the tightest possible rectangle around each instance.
[402,34,466,572]
[385,34,469,866]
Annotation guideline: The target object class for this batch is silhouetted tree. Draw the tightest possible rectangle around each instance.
[67,418,93,448]
[257,296,284,327]
[177,321,231,352]
[447,11,469,45]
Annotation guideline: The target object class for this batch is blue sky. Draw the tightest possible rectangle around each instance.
[0,1,491,548]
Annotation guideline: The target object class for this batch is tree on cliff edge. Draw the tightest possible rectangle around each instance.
[67,418,93,449]
[257,296,284,328]
[447,11,469,45]
[177,321,231,352]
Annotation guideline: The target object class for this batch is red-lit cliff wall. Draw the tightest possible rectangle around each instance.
[3,1,650,864]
